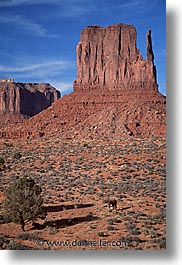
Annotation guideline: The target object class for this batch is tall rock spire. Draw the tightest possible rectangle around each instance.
[146,30,157,83]
[146,30,154,62]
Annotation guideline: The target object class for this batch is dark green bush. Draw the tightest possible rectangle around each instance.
[0,157,5,166]
[39,132,44,137]
[158,237,166,249]
[3,176,46,231]
[13,152,22,159]
[7,240,31,250]
[98,231,105,237]
[107,225,115,231]
[17,233,30,240]
[0,214,5,224]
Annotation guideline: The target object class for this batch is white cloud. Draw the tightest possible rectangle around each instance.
[0,56,75,95]
[0,60,71,73]
[118,0,142,9]
[0,55,74,94]
[119,0,159,13]
[0,14,58,38]
[0,0,49,7]
[0,57,74,80]
[0,0,87,7]
[0,0,92,18]
[51,81,73,94]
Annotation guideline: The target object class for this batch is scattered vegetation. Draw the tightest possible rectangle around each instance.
[0,137,166,250]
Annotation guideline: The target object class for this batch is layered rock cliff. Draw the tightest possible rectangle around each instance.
[0,23,166,140]
[0,79,60,117]
[74,24,157,91]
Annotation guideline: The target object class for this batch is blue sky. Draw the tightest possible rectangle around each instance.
[0,0,166,95]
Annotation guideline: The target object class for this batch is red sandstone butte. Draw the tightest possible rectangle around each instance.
[0,24,166,140]
[74,24,157,92]
[0,79,60,129]
[0,79,60,116]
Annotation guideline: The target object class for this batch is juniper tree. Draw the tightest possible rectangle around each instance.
[3,176,46,231]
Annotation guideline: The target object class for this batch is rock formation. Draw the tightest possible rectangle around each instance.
[0,79,60,117]
[74,24,158,92]
[0,23,166,140]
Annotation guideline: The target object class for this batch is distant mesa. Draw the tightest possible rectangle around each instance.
[0,79,60,117]
[0,23,166,139]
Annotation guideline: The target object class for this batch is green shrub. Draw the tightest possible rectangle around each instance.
[17,233,30,240]
[107,225,115,231]
[39,132,44,137]
[3,176,46,231]
[13,152,22,159]
[0,214,5,224]
[0,235,5,248]
[158,237,166,249]
[98,231,105,237]
[86,212,93,219]
[7,240,31,250]
[0,157,5,166]
[48,227,58,235]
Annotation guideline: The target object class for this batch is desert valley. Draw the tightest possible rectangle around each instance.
[0,23,166,250]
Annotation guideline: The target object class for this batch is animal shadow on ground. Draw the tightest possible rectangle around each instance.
[32,215,100,230]
[45,203,94,213]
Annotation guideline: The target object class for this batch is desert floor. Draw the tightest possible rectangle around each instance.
[0,137,166,250]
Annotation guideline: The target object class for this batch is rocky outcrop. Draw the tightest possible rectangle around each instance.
[0,80,60,117]
[74,24,158,91]
[0,89,166,140]
[0,23,166,140]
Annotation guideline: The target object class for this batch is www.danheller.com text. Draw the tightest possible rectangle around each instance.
[36,238,132,248]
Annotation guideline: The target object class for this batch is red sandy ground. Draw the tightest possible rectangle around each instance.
[0,136,166,250]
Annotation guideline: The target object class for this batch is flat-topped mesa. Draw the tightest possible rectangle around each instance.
[73,24,158,92]
[0,80,60,117]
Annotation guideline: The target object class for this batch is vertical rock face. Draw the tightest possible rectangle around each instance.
[0,80,60,117]
[74,24,158,91]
